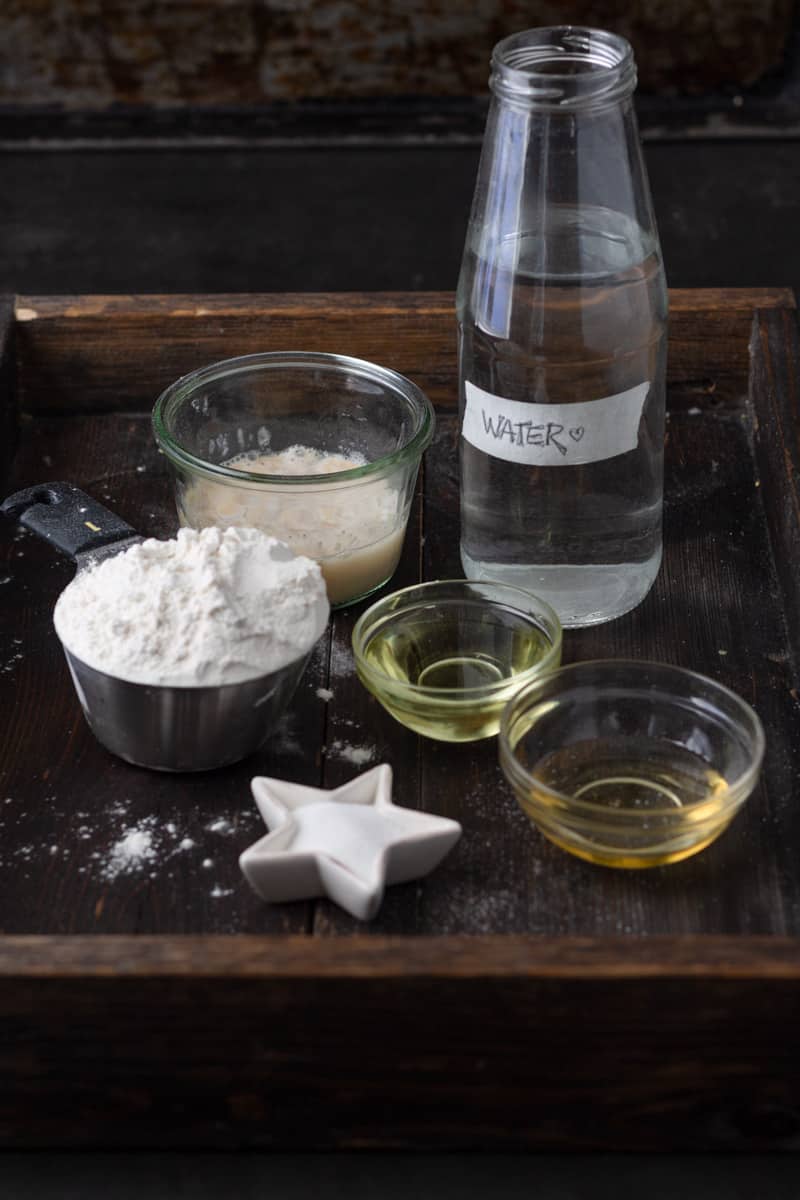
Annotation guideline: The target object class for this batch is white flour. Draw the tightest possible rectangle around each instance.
[327,740,376,766]
[0,795,248,899]
[103,827,156,879]
[206,817,235,834]
[53,525,329,686]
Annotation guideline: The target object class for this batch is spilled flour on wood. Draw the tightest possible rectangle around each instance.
[102,823,158,880]
[327,740,377,766]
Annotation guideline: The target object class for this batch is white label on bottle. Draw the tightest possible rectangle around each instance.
[462,380,650,467]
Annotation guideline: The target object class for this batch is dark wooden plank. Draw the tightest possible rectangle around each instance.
[750,306,800,674]
[14,292,459,415]
[0,936,799,1150]
[1,933,799,975]
[0,411,325,935]
[13,288,795,415]
[16,286,794,319]
[667,286,795,311]
[0,295,15,491]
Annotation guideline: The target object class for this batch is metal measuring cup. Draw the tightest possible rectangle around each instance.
[1,483,316,772]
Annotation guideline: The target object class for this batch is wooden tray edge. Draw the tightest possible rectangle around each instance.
[12,287,797,318]
[1,934,798,978]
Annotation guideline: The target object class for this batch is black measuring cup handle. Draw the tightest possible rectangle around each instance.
[0,482,141,562]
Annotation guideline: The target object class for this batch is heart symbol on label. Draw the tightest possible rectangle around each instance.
[568,427,585,442]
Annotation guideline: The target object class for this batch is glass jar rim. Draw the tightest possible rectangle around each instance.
[152,350,436,487]
[498,658,766,815]
[491,26,636,109]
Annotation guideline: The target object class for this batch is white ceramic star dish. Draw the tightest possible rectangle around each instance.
[239,764,462,920]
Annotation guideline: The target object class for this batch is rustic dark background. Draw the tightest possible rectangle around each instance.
[0,0,798,124]
[1,1,800,299]
[1,1151,799,1197]
[3,0,800,1193]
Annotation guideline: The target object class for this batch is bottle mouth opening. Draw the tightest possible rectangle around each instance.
[491,27,636,107]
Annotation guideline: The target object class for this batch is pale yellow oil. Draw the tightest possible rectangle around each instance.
[517,737,731,867]
[361,605,555,741]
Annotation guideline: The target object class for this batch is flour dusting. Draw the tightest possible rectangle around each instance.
[103,824,157,880]
[207,817,235,835]
[328,740,376,766]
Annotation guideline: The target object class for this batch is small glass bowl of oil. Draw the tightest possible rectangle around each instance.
[352,579,562,742]
[499,660,765,868]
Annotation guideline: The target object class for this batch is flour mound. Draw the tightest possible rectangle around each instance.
[54,526,329,686]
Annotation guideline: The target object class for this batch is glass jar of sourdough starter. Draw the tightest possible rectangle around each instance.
[457,27,668,627]
[153,353,434,607]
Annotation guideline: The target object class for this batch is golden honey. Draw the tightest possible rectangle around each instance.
[517,736,731,867]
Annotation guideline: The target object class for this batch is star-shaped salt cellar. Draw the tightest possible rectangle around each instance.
[239,764,462,921]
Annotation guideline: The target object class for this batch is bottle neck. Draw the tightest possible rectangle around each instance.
[490,27,636,112]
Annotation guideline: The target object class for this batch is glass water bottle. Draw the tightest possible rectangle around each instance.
[456,27,668,627]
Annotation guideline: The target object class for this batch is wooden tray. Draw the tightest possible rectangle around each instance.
[2,289,800,1151]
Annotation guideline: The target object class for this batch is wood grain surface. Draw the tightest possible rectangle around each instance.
[751,306,800,675]
[0,933,798,976]
[1,289,799,1150]
[0,298,14,488]
[5,289,798,939]
[2,938,800,1151]
[13,288,795,415]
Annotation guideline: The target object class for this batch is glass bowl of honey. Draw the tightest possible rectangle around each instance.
[499,660,765,868]
[352,580,562,742]
[153,352,435,607]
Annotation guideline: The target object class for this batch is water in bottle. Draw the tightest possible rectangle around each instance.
[457,29,668,626]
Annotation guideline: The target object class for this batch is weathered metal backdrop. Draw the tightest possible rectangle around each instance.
[0,0,794,108]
